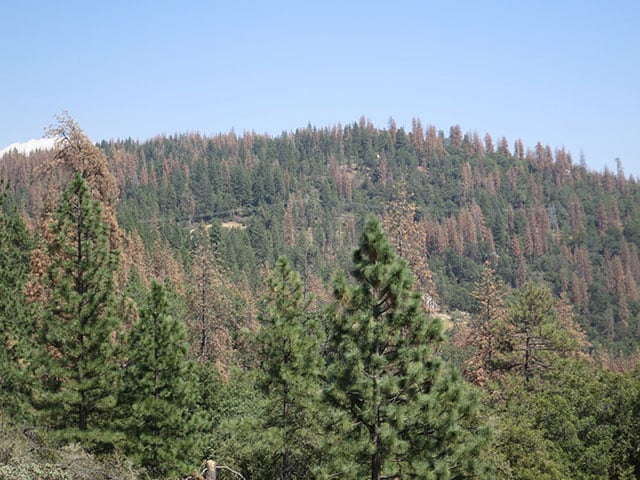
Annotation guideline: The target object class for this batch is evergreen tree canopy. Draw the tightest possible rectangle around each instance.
[0,179,34,420]
[324,217,490,480]
[32,173,120,449]
[508,282,576,382]
[255,257,324,480]
[119,280,201,478]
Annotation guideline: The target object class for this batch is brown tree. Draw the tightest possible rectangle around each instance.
[410,117,425,156]
[376,151,391,187]
[382,192,438,310]
[27,114,126,304]
[602,166,617,193]
[556,290,591,359]
[596,201,608,236]
[569,194,585,237]
[460,162,473,202]
[39,113,120,248]
[484,133,494,154]
[449,124,463,147]
[472,131,485,159]
[513,138,525,160]
[186,226,237,373]
[553,148,572,186]
[149,239,186,291]
[43,115,115,198]
[424,218,447,255]
[458,206,477,253]
[497,136,510,156]
[621,240,640,300]
[571,271,589,314]
[484,168,501,196]
[462,261,512,385]
[426,125,446,158]
[387,117,397,144]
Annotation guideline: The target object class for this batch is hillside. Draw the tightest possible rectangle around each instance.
[2,116,640,479]
[3,116,638,351]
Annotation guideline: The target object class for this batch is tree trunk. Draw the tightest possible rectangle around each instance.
[524,330,531,382]
[371,433,382,480]
[281,380,289,480]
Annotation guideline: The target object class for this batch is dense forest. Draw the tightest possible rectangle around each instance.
[2,114,640,479]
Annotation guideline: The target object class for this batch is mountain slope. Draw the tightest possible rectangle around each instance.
[3,119,639,352]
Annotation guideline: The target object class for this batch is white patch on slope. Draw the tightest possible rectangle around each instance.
[0,138,58,157]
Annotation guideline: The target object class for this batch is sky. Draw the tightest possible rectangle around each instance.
[1,0,639,177]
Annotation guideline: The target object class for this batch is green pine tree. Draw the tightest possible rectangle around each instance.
[32,173,121,449]
[324,217,490,480]
[0,179,35,420]
[255,257,324,480]
[119,280,201,478]
[508,282,576,383]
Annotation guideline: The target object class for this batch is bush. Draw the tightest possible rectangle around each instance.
[0,416,138,480]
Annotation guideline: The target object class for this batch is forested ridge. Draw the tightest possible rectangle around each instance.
[2,114,640,479]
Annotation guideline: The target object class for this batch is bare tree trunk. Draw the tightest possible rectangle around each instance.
[204,460,217,480]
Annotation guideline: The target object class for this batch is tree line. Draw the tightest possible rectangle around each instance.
[4,115,640,352]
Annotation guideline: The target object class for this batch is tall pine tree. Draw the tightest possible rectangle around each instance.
[324,217,490,479]
[0,179,35,420]
[119,280,201,478]
[255,257,324,480]
[462,261,513,385]
[32,173,120,448]
[508,282,577,383]
[186,225,236,370]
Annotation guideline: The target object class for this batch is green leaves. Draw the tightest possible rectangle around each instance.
[493,359,640,479]
[119,281,202,478]
[253,257,324,480]
[0,179,34,420]
[325,217,490,479]
[32,174,120,447]
[508,282,578,382]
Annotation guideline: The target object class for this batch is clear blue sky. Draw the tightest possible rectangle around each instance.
[1,1,639,177]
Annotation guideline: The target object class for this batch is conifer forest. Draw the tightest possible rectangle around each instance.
[3,114,640,479]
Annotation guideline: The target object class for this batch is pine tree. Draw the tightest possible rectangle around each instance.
[0,179,35,420]
[382,192,438,310]
[508,283,577,383]
[186,226,236,372]
[255,257,324,480]
[449,124,463,147]
[462,261,513,385]
[40,113,121,251]
[119,280,201,478]
[324,217,490,479]
[31,173,120,448]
